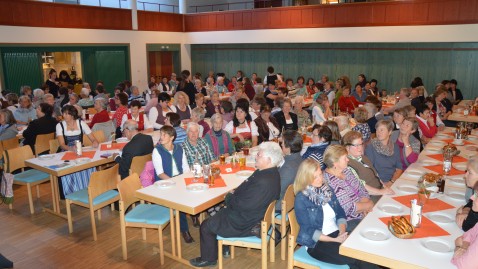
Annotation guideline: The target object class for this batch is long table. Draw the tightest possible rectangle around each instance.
[340,128,476,268]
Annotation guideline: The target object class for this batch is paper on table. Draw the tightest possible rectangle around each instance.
[61,151,96,161]
[218,164,255,174]
[100,143,127,151]
[184,177,227,188]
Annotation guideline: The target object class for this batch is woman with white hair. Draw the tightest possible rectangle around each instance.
[32,88,44,108]
[194,79,207,96]
[334,115,351,137]
[293,96,311,128]
[174,91,192,122]
[216,76,227,94]
[78,88,94,108]
[88,98,110,128]
[204,113,234,158]
[14,95,37,126]
[190,107,210,137]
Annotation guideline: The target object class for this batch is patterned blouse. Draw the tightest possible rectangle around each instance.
[352,122,371,143]
[324,167,370,221]
[112,106,128,128]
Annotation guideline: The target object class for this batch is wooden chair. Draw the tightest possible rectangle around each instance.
[4,146,50,214]
[83,130,106,147]
[2,137,19,151]
[129,154,152,176]
[287,210,349,269]
[49,139,60,154]
[34,133,55,157]
[117,173,170,263]
[65,164,120,241]
[87,107,97,115]
[274,185,295,260]
[218,200,276,269]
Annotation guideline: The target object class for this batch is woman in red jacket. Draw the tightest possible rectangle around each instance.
[338,87,360,115]
[416,104,437,145]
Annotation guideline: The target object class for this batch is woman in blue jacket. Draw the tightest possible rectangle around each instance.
[294,159,378,269]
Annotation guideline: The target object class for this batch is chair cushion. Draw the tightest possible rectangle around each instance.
[66,189,118,205]
[294,246,349,269]
[275,214,289,221]
[125,204,170,226]
[217,228,272,244]
[13,170,49,183]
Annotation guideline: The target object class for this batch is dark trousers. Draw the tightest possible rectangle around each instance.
[0,253,13,268]
[180,212,189,232]
[307,231,378,269]
[199,218,219,261]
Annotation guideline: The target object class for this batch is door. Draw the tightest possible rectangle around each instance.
[148,51,174,78]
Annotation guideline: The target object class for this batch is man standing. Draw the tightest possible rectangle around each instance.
[113,120,154,179]
[190,142,283,267]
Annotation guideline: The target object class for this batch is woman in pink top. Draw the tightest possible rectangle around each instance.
[452,190,478,269]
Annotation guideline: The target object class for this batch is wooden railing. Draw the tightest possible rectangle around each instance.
[137,11,183,32]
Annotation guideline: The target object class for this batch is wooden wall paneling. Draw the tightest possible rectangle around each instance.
[208,13,217,30]
[372,4,387,25]
[411,2,429,23]
[137,11,183,31]
[442,1,460,23]
[458,0,478,21]
[312,7,324,25]
[243,11,252,29]
[0,1,12,25]
[300,8,313,26]
[384,3,400,24]
[426,2,444,24]
[398,3,414,24]
[233,13,243,29]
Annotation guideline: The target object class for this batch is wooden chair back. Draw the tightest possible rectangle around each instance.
[87,107,97,114]
[288,210,299,240]
[2,137,19,150]
[263,200,276,230]
[83,130,106,146]
[129,154,152,176]
[281,185,295,216]
[117,173,142,210]
[34,133,55,156]
[4,146,34,173]
[88,164,119,200]
[49,139,60,154]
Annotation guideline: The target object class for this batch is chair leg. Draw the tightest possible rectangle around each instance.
[158,226,164,265]
[110,203,114,211]
[270,227,275,263]
[90,207,98,241]
[66,200,74,234]
[120,219,128,260]
[142,228,147,241]
[8,203,12,210]
[262,243,267,269]
[97,208,102,221]
[26,183,35,214]
[287,236,294,269]
[231,246,235,259]
[281,221,287,260]
[218,240,223,269]
[36,184,41,199]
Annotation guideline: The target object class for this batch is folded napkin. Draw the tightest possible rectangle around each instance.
[100,143,127,151]
[441,139,475,146]
[392,194,455,213]
[424,164,466,176]
[61,151,96,161]
[218,164,255,174]
[184,177,227,188]
[379,215,450,238]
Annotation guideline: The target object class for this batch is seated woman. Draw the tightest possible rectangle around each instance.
[144,89,160,114]
[121,100,153,133]
[365,120,403,188]
[335,115,351,137]
[190,107,210,137]
[0,109,18,141]
[338,87,360,115]
[67,93,83,116]
[224,101,259,151]
[22,103,58,154]
[302,125,332,166]
[174,91,192,122]
[390,117,420,170]
[88,98,110,129]
[312,94,333,125]
[78,88,94,109]
[273,98,298,132]
[323,120,342,145]
[323,144,374,231]
[306,78,318,96]
[112,92,129,137]
[230,87,249,108]
[205,92,221,118]
[343,131,394,203]
[416,104,438,145]
[294,159,378,269]
[152,125,194,243]
[204,113,234,159]
[392,107,407,130]
[351,107,371,143]
[13,95,37,126]
[194,79,207,96]
[293,96,311,128]
[56,105,99,197]
[455,157,478,232]
[254,105,280,144]
[149,92,176,130]
[194,93,207,113]
[220,100,234,124]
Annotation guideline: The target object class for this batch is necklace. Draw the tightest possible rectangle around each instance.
[239,120,246,125]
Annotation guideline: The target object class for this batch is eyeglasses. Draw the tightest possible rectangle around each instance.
[348,143,364,147]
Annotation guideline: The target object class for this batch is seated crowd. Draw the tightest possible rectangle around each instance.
[3,67,477,269]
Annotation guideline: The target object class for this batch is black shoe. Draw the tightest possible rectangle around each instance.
[189,257,217,267]
[222,245,231,258]
[191,215,200,228]
[181,231,195,244]
[274,228,282,246]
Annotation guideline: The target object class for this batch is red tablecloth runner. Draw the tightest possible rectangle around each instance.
[424,164,466,176]
[441,139,475,145]
[426,154,468,163]
[218,164,255,174]
[61,151,96,161]
[184,177,227,188]
[379,215,450,238]
[100,143,127,151]
[392,194,455,213]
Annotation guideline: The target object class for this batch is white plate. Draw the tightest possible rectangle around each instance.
[452,141,464,146]
[116,137,129,142]
[429,140,446,147]
[447,191,465,200]
[421,238,453,253]
[420,159,440,166]
[436,134,453,139]
[74,157,90,164]
[453,162,467,171]
[449,177,465,185]
[427,213,454,224]
[426,146,442,153]
[154,179,176,189]
[236,170,254,179]
[406,170,423,179]
[397,184,418,193]
[186,183,209,192]
[377,203,404,214]
[38,154,55,160]
[360,228,390,241]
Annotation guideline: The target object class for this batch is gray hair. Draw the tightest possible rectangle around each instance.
[334,115,349,132]
[95,98,108,110]
[191,107,205,120]
[363,103,377,119]
[186,121,200,133]
[210,113,223,123]
[44,93,54,101]
[70,93,79,102]
[123,119,138,131]
[130,85,139,93]
[258,142,284,167]
[33,88,44,98]
[83,82,90,88]
[80,88,89,97]
[376,119,394,132]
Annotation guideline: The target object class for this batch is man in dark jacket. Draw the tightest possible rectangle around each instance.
[113,119,153,179]
[190,142,283,267]
[22,103,58,154]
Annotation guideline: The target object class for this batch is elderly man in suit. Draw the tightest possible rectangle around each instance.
[113,119,154,179]
[190,142,284,267]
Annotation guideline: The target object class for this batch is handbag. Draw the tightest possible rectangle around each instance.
[0,170,14,205]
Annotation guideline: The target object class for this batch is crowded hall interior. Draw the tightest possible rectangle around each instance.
[1,0,478,268]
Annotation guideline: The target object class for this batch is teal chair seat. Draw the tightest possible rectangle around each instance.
[294,246,349,269]
[66,189,119,205]
[125,204,170,225]
[275,213,289,221]
[217,228,272,244]
[13,170,49,183]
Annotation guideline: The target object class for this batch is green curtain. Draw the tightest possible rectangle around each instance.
[2,52,42,93]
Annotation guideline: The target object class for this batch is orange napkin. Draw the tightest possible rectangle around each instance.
[100,143,127,151]
[424,164,466,176]
[392,194,455,213]
[379,215,450,238]
[218,164,255,174]
[184,177,227,188]
[303,136,312,143]
[442,139,475,145]
[61,151,96,161]
[426,154,468,163]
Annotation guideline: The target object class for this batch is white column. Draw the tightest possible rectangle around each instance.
[180,44,192,71]
[131,0,138,30]
[179,0,187,14]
